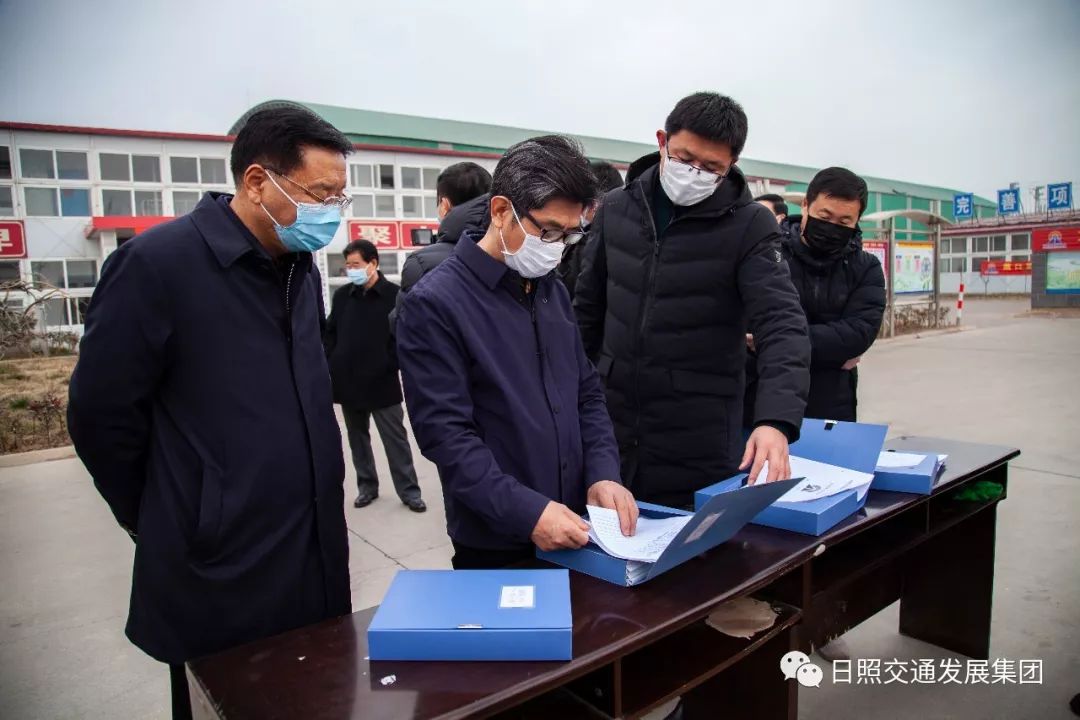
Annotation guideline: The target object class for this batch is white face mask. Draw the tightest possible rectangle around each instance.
[659,150,724,206]
[500,206,565,279]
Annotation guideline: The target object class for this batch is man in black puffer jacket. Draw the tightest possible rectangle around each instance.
[399,162,492,293]
[390,163,491,331]
[744,167,885,424]
[575,92,810,508]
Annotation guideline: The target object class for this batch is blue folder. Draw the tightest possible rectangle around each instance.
[367,569,572,661]
[538,478,799,586]
[873,452,944,494]
[695,419,889,536]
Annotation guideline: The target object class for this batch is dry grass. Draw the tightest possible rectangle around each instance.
[0,355,77,455]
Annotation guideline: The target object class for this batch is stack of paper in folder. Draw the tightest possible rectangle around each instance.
[695,419,889,536]
[584,506,691,585]
[873,451,948,494]
[537,479,799,587]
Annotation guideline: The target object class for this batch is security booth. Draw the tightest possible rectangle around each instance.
[861,209,952,338]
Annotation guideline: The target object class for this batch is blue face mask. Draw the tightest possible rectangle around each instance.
[346,267,370,286]
[261,173,342,253]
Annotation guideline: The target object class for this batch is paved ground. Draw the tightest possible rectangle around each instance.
[1,297,1077,719]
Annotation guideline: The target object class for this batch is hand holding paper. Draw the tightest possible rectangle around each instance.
[587,480,639,536]
[586,505,691,563]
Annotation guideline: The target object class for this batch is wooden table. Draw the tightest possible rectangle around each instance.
[188,436,1017,720]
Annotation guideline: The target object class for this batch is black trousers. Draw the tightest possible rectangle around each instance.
[342,404,422,502]
[169,664,193,720]
[451,541,535,570]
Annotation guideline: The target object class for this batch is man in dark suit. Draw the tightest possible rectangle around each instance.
[68,105,354,720]
[325,239,425,512]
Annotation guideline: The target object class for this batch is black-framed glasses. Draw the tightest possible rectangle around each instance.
[512,204,587,245]
[665,150,727,183]
[264,167,353,212]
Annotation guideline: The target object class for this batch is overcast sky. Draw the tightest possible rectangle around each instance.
[1,0,1077,200]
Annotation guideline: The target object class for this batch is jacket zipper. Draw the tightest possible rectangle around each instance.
[284,262,296,343]
[631,182,662,451]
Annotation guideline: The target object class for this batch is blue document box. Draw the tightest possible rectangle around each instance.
[695,419,889,536]
[873,452,944,494]
[538,478,798,586]
[367,569,572,661]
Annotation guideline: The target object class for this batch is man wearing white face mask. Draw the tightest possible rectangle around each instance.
[396,135,638,570]
[575,92,811,509]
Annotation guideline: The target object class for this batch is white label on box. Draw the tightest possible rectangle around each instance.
[499,585,535,609]
[684,510,724,544]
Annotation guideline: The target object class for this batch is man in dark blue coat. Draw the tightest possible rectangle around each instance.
[396,135,638,570]
[67,106,354,720]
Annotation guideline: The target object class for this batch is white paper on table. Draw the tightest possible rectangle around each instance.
[876,451,928,469]
[937,454,948,466]
[771,456,874,503]
[586,505,691,563]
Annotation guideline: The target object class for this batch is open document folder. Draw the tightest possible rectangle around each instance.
[696,419,890,535]
[539,478,799,586]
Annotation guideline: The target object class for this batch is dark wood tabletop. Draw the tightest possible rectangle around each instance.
[188,436,1018,720]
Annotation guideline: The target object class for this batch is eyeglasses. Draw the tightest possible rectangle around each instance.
[665,150,726,183]
[264,167,353,212]
[513,205,588,245]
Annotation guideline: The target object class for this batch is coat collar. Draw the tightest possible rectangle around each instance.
[190,192,315,271]
[454,231,512,290]
[350,272,391,297]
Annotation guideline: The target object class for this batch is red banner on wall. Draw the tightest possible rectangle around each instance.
[980,260,1032,276]
[348,221,400,249]
[1032,227,1080,252]
[0,221,27,258]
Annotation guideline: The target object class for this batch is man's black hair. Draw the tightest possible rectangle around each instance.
[805,167,869,217]
[343,239,378,265]
[230,106,353,184]
[590,160,624,193]
[664,92,749,159]
[490,135,598,214]
[754,193,789,218]
[436,162,493,207]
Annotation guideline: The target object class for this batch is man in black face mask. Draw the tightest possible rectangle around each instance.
[746,167,885,424]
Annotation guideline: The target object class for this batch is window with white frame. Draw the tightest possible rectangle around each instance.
[99,153,162,183]
[348,163,442,219]
[351,195,375,218]
[173,191,201,215]
[0,186,15,216]
[350,164,373,189]
[24,187,92,217]
[375,195,395,218]
[36,296,94,328]
[0,260,21,283]
[28,259,98,289]
[0,146,11,179]
[170,156,227,185]
[18,148,90,180]
[1010,234,1030,252]
[102,189,162,216]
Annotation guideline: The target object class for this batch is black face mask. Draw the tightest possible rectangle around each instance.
[803,216,856,257]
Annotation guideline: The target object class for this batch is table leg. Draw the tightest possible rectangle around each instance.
[899,503,997,659]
